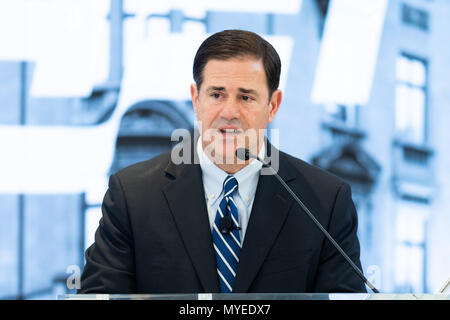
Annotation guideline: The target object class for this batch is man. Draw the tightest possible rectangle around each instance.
[78,30,366,293]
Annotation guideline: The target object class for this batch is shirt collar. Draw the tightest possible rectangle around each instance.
[197,137,264,206]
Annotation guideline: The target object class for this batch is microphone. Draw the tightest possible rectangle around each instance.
[220,215,241,234]
[235,148,380,293]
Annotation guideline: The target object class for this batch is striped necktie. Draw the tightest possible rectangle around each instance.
[212,175,241,293]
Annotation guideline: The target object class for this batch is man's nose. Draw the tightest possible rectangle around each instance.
[219,99,240,120]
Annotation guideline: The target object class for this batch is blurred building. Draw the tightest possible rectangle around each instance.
[0,0,449,298]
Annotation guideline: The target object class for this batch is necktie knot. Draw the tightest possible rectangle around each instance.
[223,175,238,196]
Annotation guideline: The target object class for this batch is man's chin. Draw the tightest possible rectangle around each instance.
[214,143,238,165]
[202,136,257,165]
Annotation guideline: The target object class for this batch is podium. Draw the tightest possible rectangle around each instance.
[58,293,450,300]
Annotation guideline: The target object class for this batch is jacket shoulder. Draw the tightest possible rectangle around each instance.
[112,150,172,184]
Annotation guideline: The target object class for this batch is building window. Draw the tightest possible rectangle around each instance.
[395,53,428,145]
[394,199,428,293]
[401,3,429,31]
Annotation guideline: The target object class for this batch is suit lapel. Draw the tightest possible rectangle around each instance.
[162,141,220,293]
[161,139,302,293]
[233,151,297,293]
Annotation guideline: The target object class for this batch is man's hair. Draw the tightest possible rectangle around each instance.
[193,29,281,99]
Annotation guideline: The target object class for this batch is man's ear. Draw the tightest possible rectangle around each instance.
[268,89,282,123]
[190,83,199,116]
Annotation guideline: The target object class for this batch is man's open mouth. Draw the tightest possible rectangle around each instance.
[219,128,241,134]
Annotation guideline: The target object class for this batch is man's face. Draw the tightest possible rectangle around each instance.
[191,56,282,166]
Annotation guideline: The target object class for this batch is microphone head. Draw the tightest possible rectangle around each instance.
[220,216,233,234]
[235,148,251,161]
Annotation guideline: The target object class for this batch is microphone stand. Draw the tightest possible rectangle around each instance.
[237,148,380,293]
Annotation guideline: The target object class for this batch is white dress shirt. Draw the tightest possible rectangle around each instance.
[196,138,265,243]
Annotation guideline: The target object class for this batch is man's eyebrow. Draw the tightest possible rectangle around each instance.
[206,86,226,92]
[238,88,259,96]
[206,86,259,96]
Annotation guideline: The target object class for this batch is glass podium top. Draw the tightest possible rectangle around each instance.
[58,293,450,300]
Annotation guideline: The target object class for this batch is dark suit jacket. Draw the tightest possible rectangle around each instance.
[79,142,366,294]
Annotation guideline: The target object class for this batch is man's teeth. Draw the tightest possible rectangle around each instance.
[221,129,239,133]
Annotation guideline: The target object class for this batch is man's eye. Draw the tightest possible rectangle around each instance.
[242,95,252,101]
[211,93,221,99]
